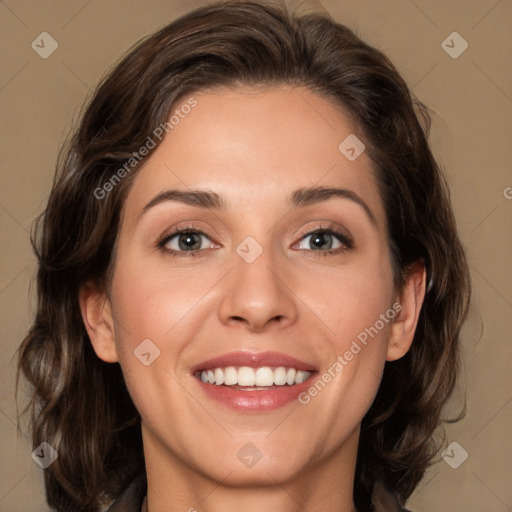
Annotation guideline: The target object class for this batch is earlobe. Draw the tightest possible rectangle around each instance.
[79,283,119,363]
[386,261,427,361]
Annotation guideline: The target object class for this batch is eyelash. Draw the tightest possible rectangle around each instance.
[157,223,354,258]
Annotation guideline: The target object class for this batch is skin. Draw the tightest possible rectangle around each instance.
[80,86,425,512]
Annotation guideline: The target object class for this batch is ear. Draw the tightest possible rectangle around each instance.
[386,261,427,361]
[79,283,119,363]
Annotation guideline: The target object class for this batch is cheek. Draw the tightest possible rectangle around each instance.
[334,264,395,382]
[294,252,394,413]
[296,252,394,345]
[106,258,209,434]
[107,252,227,413]
[109,253,221,349]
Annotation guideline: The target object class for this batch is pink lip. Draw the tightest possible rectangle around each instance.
[190,350,316,373]
[191,351,317,412]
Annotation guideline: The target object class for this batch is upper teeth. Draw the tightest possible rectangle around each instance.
[199,366,311,386]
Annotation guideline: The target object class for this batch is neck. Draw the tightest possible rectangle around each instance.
[141,423,359,512]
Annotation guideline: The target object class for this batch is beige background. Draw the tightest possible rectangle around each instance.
[0,0,511,511]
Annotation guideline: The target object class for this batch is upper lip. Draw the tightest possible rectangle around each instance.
[191,351,317,373]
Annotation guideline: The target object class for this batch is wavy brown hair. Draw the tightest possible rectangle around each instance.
[18,1,471,511]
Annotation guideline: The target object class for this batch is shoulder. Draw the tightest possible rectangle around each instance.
[105,474,147,512]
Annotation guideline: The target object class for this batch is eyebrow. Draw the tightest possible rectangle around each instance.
[140,186,377,227]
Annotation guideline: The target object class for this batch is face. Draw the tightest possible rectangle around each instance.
[84,86,419,489]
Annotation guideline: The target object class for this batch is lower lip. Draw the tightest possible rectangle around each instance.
[194,375,316,412]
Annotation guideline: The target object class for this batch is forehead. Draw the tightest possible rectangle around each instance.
[122,86,386,228]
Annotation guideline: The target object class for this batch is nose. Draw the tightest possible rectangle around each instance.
[218,247,299,332]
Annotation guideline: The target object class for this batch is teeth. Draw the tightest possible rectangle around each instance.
[295,370,307,384]
[273,366,287,385]
[214,368,224,386]
[238,367,255,386]
[197,366,312,387]
[224,366,237,385]
[255,367,274,386]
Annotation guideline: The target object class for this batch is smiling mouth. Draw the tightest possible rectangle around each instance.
[195,366,313,389]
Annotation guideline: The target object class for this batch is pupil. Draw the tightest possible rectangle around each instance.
[312,232,332,250]
[179,233,200,250]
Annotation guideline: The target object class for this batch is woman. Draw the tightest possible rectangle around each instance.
[18,1,471,511]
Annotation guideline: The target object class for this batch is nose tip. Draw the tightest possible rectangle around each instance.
[218,258,299,332]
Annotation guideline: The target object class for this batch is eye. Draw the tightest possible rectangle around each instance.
[294,226,353,254]
[159,228,216,254]
[157,224,352,257]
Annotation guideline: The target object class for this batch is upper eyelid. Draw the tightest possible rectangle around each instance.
[159,226,215,246]
[295,222,352,241]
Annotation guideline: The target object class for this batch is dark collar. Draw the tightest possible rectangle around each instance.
[106,475,146,512]
[106,475,411,512]
[371,481,412,512]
